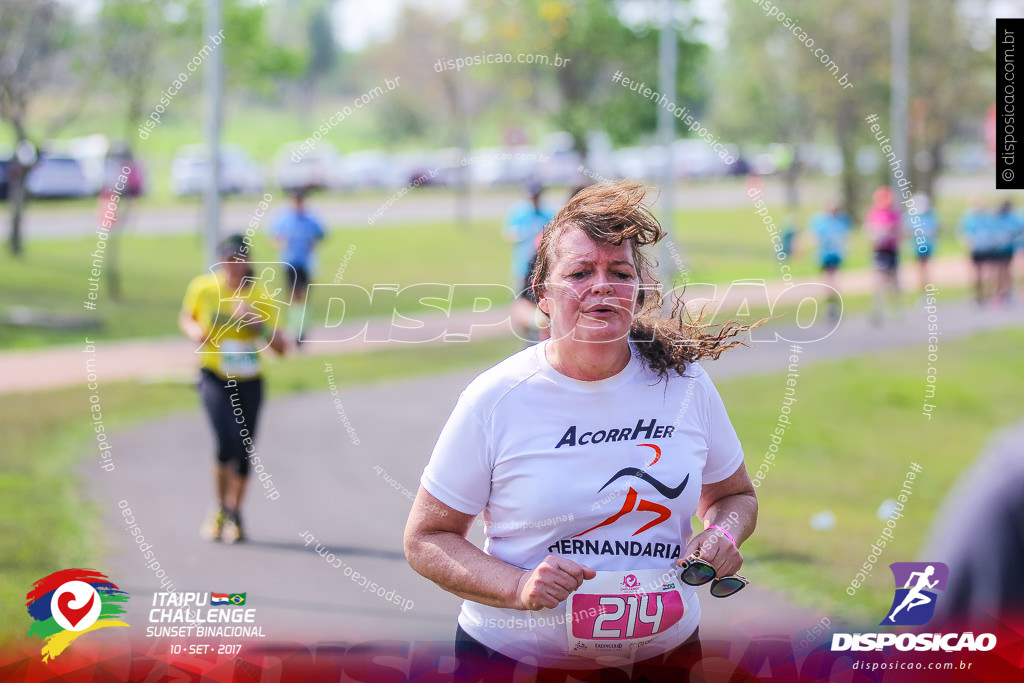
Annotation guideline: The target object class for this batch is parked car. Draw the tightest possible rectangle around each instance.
[274,142,345,192]
[170,145,265,196]
[613,146,668,180]
[386,151,438,188]
[26,156,91,198]
[338,149,391,190]
[672,139,726,179]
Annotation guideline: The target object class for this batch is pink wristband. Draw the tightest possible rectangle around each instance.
[707,525,737,547]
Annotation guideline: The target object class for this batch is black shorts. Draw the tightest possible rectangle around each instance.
[820,254,842,272]
[972,249,1013,264]
[873,248,899,273]
[453,624,702,682]
[286,265,310,294]
[198,368,263,477]
[991,248,1014,264]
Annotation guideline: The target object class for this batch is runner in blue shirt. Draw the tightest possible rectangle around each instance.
[503,183,555,342]
[271,190,326,341]
[907,195,938,295]
[504,183,555,288]
[960,201,996,305]
[809,201,851,322]
[990,200,1020,305]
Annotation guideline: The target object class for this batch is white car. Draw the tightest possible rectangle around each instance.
[26,156,91,198]
[613,146,668,181]
[274,142,345,191]
[338,150,391,190]
[171,145,265,196]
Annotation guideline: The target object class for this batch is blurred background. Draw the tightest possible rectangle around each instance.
[1,0,1022,669]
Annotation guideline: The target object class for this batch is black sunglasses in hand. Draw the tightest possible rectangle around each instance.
[676,556,749,598]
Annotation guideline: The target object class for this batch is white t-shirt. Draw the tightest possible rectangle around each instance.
[421,340,745,668]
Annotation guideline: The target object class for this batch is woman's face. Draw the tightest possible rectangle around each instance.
[538,228,639,345]
[221,256,250,283]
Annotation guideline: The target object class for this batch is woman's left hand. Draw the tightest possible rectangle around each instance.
[677,527,743,577]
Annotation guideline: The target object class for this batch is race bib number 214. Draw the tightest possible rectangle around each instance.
[565,568,686,661]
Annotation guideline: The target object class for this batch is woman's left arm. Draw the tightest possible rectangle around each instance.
[678,462,758,577]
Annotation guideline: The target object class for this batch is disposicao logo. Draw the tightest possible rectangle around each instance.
[25,569,130,661]
[831,562,996,653]
[882,562,948,626]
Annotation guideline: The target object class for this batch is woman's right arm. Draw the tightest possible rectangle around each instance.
[404,487,595,611]
[178,310,207,344]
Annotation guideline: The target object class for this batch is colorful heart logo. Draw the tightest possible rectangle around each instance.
[56,591,95,629]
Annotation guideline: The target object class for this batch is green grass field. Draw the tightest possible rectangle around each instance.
[722,327,1024,626]
[2,327,1020,644]
[0,198,975,350]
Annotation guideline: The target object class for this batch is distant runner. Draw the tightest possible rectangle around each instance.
[865,186,903,324]
[809,200,851,322]
[179,235,287,543]
[907,195,939,297]
[503,182,555,343]
[271,189,326,344]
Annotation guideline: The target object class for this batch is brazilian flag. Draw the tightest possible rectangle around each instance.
[228,593,246,606]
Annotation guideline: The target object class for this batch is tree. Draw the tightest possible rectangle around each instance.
[0,0,73,255]
[905,2,992,199]
[711,7,818,211]
[467,0,707,158]
[712,0,993,217]
[306,4,338,99]
[97,0,172,141]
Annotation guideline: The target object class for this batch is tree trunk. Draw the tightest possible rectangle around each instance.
[836,107,860,222]
[784,146,801,213]
[7,161,27,256]
[920,140,944,203]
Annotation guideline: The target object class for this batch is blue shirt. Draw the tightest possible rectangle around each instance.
[271,208,325,269]
[908,209,938,250]
[504,202,555,285]
[809,211,851,259]
[960,210,995,251]
[990,211,1022,251]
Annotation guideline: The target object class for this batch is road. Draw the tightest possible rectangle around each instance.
[0,254,982,394]
[19,173,999,240]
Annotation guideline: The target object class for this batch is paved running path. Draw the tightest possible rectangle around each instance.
[0,255,981,394]
[21,173,1000,240]
[82,300,1023,656]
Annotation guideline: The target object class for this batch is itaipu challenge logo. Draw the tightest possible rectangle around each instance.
[25,569,130,661]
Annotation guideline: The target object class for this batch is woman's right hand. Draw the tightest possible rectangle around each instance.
[514,555,596,610]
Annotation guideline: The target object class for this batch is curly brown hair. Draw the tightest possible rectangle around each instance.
[531,180,762,381]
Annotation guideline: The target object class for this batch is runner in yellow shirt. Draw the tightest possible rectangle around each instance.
[179,235,288,542]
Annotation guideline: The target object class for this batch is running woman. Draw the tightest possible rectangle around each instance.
[405,181,758,680]
[179,235,287,542]
[809,200,851,322]
[865,187,903,325]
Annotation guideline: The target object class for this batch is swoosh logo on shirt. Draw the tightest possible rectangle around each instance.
[598,469,690,500]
